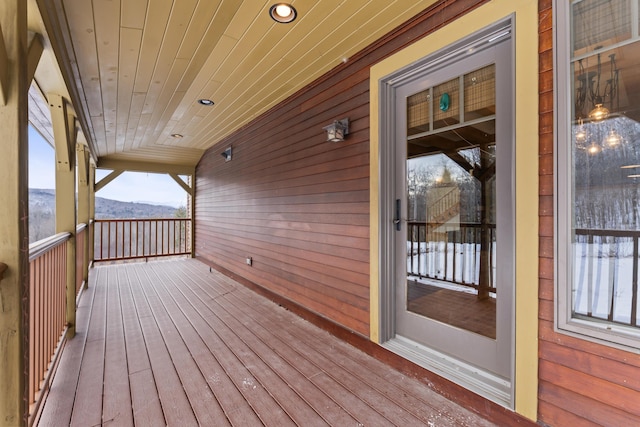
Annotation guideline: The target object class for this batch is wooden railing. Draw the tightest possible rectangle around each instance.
[407,221,496,292]
[94,218,191,262]
[28,232,71,420]
[574,228,640,328]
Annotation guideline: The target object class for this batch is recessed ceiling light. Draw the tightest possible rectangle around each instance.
[198,99,214,106]
[269,3,297,23]
[171,133,183,138]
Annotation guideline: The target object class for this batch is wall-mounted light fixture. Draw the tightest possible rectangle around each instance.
[269,3,297,23]
[322,118,349,142]
[221,146,232,162]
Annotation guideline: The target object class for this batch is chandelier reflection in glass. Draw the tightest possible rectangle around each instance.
[573,115,638,155]
[575,53,619,122]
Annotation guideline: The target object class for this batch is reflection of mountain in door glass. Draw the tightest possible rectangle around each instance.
[406,64,497,339]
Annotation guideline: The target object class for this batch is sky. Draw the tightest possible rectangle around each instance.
[28,126,188,208]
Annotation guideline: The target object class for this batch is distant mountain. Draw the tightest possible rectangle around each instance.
[29,189,183,243]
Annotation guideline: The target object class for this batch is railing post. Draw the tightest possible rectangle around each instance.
[77,144,90,290]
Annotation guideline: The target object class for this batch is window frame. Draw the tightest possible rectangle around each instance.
[555,0,640,351]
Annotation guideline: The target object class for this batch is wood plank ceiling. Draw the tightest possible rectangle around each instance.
[28,0,438,171]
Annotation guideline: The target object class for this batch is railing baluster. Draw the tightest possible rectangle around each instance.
[119,220,124,259]
[144,220,148,257]
[587,233,594,317]
[631,235,638,327]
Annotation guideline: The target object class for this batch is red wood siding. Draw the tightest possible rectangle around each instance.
[538,1,640,425]
[195,0,488,337]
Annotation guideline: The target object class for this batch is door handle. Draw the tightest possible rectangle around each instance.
[394,199,401,231]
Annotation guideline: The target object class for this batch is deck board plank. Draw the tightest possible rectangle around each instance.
[137,266,236,426]
[69,268,107,427]
[39,259,498,427]
[168,262,360,426]
[35,274,97,426]
[153,263,331,426]
[196,268,491,427]
[226,281,494,427]
[118,268,165,425]
[172,263,419,426]
[136,265,226,426]
[102,268,134,426]
[218,287,420,426]
[127,266,196,425]
[175,268,404,425]
[144,264,295,427]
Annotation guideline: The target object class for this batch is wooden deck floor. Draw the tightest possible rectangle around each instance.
[36,259,496,426]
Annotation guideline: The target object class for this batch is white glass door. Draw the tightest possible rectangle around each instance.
[380,25,514,405]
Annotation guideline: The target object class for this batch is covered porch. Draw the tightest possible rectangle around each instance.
[35,258,494,426]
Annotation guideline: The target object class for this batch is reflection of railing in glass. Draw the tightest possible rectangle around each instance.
[407,221,496,293]
[94,218,191,261]
[573,228,639,328]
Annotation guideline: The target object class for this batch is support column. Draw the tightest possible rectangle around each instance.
[77,144,90,289]
[190,174,196,257]
[0,1,29,425]
[49,93,77,339]
[170,173,195,257]
[88,163,96,271]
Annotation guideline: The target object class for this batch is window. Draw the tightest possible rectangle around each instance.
[557,0,640,349]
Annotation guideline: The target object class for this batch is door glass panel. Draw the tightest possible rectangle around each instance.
[406,65,497,339]
[464,65,496,120]
[433,78,460,130]
[407,89,431,136]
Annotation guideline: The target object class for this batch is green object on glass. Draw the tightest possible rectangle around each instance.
[440,93,450,111]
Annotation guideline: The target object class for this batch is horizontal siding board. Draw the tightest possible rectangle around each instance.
[541,339,640,392]
[537,400,600,427]
[206,79,371,156]
[195,201,371,216]
[196,229,369,277]
[539,380,640,427]
[198,190,370,210]
[203,116,371,184]
[200,239,369,303]
[202,248,369,300]
[198,214,370,239]
[196,249,369,331]
[538,359,640,417]
[201,163,370,201]
[202,141,371,195]
[195,224,369,262]
[539,320,640,369]
[197,211,369,227]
